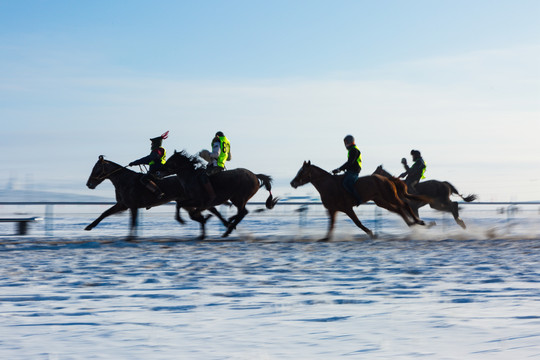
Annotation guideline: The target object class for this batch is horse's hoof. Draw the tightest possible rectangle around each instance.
[317,237,330,242]
[84,226,92,231]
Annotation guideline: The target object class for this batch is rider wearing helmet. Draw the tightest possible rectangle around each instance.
[129,131,169,199]
[200,131,232,204]
[207,131,231,175]
[332,135,363,206]
[399,149,426,193]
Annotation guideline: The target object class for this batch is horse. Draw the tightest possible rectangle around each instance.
[161,150,279,239]
[373,165,477,228]
[290,161,428,240]
[85,155,190,238]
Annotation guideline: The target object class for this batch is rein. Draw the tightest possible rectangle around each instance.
[92,162,128,182]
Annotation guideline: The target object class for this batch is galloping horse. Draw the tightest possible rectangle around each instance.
[161,151,278,239]
[85,155,188,238]
[373,165,477,228]
[290,161,427,240]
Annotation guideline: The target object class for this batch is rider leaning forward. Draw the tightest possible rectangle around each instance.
[332,135,363,206]
[128,131,169,199]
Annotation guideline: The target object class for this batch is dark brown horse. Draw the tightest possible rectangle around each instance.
[373,165,477,228]
[290,161,427,240]
[161,151,278,239]
[85,156,189,238]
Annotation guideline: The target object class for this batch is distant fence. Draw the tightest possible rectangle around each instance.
[0,201,539,237]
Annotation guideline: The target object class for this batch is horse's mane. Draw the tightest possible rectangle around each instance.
[168,150,205,171]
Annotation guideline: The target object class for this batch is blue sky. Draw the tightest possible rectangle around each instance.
[1,0,539,201]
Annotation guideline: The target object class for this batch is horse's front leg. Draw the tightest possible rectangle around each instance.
[321,209,337,241]
[85,203,127,231]
[344,209,374,238]
[188,209,209,240]
[175,203,186,224]
[127,207,138,240]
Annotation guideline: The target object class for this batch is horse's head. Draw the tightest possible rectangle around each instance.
[86,155,125,189]
[372,165,392,179]
[162,150,202,176]
[86,155,108,189]
[290,161,313,188]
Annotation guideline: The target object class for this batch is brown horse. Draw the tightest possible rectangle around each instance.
[85,155,188,238]
[290,161,427,240]
[161,151,278,239]
[373,165,477,228]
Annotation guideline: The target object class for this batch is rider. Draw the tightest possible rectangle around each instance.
[201,131,231,203]
[207,131,231,175]
[399,149,426,193]
[128,131,169,199]
[332,135,363,206]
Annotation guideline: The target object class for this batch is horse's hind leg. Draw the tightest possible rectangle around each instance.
[223,207,248,238]
[373,198,417,226]
[189,210,210,240]
[404,202,425,225]
[431,200,466,229]
[344,209,374,238]
[451,201,466,229]
[85,203,127,231]
[175,203,186,225]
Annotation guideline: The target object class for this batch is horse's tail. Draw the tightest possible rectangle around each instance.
[445,182,477,202]
[256,174,279,209]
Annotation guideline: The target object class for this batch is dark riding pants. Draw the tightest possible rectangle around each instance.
[343,171,362,204]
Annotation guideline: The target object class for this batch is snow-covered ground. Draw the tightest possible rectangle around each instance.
[0,203,539,359]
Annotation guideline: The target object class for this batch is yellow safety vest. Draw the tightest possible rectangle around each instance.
[348,145,362,169]
[215,136,230,168]
[149,147,166,166]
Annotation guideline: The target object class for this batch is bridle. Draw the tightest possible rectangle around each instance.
[90,157,127,182]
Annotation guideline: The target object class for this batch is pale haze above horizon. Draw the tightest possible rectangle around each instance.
[1,0,539,201]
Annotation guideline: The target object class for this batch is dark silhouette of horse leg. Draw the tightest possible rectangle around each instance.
[450,201,467,229]
[223,206,248,237]
[429,199,466,229]
[175,203,186,225]
[188,209,211,240]
[402,201,426,225]
[85,203,127,231]
[127,207,138,240]
[373,198,418,226]
[208,207,230,227]
[319,209,339,241]
[344,208,374,238]
[439,200,466,229]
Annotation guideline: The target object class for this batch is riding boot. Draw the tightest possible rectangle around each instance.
[203,182,216,205]
[146,180,164,200]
